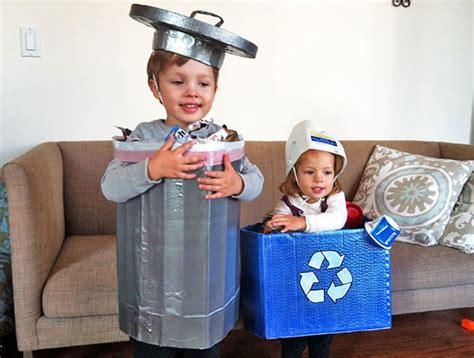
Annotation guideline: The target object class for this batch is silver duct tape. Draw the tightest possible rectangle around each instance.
[117,160,242,349]
[129,4,258,69]
[153,28,225,69]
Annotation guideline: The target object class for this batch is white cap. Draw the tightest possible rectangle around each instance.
[285,120,347,176]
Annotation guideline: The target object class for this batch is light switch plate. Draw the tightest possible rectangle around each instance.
[20,26,41,57]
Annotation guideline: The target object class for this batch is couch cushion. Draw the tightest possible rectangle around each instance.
[391,241,474,291]
[353,145,472,246]
[42,235,117,318]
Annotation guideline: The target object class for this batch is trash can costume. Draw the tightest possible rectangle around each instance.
[101,4,261,349]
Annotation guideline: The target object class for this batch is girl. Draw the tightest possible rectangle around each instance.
[265,120,347,358]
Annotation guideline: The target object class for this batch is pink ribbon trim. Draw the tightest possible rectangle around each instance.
[114,148,245,166]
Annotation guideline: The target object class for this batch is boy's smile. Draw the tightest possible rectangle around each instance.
[155,60,217,128]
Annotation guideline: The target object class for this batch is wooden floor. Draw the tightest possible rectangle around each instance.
[5,308,474,357]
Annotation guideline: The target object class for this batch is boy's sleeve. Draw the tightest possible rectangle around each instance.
[101,121,165,203]
[101,157,161,203]
[232,156,264,202]
[305,192,348,232]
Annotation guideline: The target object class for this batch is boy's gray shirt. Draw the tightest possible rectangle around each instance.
[101,119,264,203]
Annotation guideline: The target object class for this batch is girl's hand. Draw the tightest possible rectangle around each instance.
[268,214,306,233]
[147,136,205,180]
[197,154,244,200]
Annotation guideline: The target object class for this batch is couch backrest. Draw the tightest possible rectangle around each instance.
[59,141,116,236]
[59,140,447,235]
[337,140,442,200]
[242,140,444,226]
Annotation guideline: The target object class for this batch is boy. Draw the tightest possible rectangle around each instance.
[102,50,262,203]
[101,5,263,358]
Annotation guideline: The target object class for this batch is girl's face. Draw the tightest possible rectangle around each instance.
[155,59,217,128]
[296,150,336,203]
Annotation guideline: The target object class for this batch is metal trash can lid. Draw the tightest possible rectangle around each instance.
[130,4,258,69]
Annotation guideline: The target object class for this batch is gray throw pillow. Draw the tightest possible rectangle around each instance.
[439,168,474,253]
[353,145,472,246]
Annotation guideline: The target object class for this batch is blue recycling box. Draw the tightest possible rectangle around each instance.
[240,224,391,339]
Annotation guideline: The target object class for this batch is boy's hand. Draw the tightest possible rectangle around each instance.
[268,214,306,233]
[147,135,205,181]
[197,154,244,200]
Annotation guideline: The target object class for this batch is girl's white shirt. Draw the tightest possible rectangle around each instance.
[273,191,347,232]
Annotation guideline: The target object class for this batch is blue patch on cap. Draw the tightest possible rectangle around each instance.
[311,135,337,147]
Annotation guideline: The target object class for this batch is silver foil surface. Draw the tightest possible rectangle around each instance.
[129,4,258,69]
[116,143,243,349]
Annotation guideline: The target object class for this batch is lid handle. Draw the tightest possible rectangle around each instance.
[190,10,224,27]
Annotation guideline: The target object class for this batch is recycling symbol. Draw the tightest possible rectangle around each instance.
[299,250,353,304]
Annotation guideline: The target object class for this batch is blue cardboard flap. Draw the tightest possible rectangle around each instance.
[240,224,391,339]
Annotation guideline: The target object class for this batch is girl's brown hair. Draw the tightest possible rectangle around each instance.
[279,150,344,198]
[146,50,219,86]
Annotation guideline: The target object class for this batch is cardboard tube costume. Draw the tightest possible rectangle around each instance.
[116,4,258,349]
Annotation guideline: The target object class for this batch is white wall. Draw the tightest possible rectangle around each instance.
[1,0,472,166]
[471,0,474,144]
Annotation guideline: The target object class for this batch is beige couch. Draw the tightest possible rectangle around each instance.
[3,140,474,356]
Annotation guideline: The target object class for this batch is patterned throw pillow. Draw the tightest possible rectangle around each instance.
[439,170,474,253]
[353,145,472,247]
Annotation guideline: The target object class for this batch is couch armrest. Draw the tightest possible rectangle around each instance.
[1,142,65,351]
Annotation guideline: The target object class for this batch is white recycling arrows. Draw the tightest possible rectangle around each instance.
[308,251,344,270]
[300,272,318,295]
[327,267,352,303]
[299,272,324,303]
[308,251,325,270]
[299,250,353,304]
[307,289,325,303]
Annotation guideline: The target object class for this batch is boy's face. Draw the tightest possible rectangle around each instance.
[296,150,336,203]
[155,59,217,128]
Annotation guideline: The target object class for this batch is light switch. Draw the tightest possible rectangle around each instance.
[20,26,41,57]
[25,33,36,51]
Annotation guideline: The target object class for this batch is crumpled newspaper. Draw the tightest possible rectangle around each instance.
[114,120,241,143]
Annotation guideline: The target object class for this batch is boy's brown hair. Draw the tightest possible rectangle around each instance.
[147,50,219,86]
[279,150,344,198]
